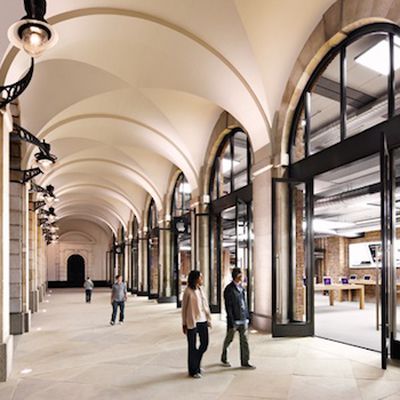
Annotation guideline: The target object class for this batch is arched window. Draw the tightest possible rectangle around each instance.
[209,128,254,315]
[210,129,252,201]
[290,23,400,163]
[172,173,191,307]
[173,173,191,217]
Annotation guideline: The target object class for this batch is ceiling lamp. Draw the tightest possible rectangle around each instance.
[8,0,58,58]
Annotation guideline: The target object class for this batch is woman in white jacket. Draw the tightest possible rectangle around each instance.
[181,270,212,379]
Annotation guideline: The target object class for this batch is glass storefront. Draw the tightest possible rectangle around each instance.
[276,23,400,368]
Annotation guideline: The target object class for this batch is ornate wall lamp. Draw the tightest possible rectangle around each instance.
[0,0,57,109]
[10,123,57,183]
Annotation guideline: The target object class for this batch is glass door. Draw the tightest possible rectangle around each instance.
[272,178,314,336]
[237,199,253,313]
[388,144,400,363]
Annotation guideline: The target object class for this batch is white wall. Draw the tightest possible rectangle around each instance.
[46,219,111,282]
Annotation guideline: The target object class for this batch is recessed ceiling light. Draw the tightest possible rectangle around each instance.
[355,37,400,75]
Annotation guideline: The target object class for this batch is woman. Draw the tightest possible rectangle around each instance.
[181,270,211,379]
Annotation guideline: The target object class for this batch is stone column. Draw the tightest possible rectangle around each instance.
[158,219,174,303]
[252,146,274,332]
[28,209,38,312]
[196,201,210,299]
[37,228,44,302]
[21,186,30,332]
[0,112,14,381]
[138,229,148,295]
[9,133,25,334]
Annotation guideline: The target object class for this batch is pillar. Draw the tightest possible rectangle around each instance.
[21,185,30,332]
[138,229,148,295]
[252,148,273,332]
[28,208,38,312]
[196,200,210,299]
[158,218,174,303]
[0,112,14,381]
[9,128,26,334]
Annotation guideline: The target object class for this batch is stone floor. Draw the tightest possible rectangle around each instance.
[1,289,400,400]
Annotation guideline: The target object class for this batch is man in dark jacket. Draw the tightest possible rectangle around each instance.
[221,268,255,369]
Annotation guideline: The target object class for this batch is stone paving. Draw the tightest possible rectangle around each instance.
[1,288,400,399]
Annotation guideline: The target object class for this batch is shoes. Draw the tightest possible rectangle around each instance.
[241,363,256,369]
[192,373,202,379]
[199,368,205,374]
[119,321,124,325]
[109,321,115,326]
[221,360,231,367]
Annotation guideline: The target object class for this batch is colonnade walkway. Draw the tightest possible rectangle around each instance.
[1,290,400,400]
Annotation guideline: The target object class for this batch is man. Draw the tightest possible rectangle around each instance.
[110,275,127,326]
[83,277,94,303]
[221,268,255,369]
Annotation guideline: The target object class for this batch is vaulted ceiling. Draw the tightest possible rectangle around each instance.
[0,0,336,236]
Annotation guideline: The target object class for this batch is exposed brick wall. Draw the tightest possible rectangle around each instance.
[295,189,305,320]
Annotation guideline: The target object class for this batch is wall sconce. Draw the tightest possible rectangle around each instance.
[12,123,57,167]
[30,181,58,203]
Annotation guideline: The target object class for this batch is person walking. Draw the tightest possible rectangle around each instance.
[221,268,255,369]
[110,275,127,326]
[182,270,211,379]
[83,277,94,303]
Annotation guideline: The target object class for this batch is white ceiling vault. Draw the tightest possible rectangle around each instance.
[0,0,335,236]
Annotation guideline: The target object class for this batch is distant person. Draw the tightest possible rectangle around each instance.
[110,275,127,326]
[83,277,94,303]
[181,270,211,379]
[221,268,255,369]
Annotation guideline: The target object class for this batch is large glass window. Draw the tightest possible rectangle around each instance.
[209,129,253,314]
[291,26,400,163]
[172,173,191,307]
[211,129,251,201]
[147,199,159,299]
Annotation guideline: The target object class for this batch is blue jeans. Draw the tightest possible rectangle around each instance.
[111,301,125,322]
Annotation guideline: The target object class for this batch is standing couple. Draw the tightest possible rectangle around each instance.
[181,268,255,379]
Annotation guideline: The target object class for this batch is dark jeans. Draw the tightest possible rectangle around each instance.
[111,301,125,322]
[186,321,209,376]
[85,289,92,303]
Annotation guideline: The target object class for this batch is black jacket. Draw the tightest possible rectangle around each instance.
[223,281,249,328]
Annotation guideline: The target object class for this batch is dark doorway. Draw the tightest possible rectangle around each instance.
[67,255,85,287]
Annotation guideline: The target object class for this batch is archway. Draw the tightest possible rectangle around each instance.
[67,255,85,287]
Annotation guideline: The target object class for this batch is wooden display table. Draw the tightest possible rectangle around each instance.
[314,283,365,309]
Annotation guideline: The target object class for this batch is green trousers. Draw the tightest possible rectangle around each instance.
[221,325,250,365]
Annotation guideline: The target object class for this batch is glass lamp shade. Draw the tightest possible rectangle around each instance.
[8,19,58,58]
[21,25,49,57]
[36,157,53,168]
